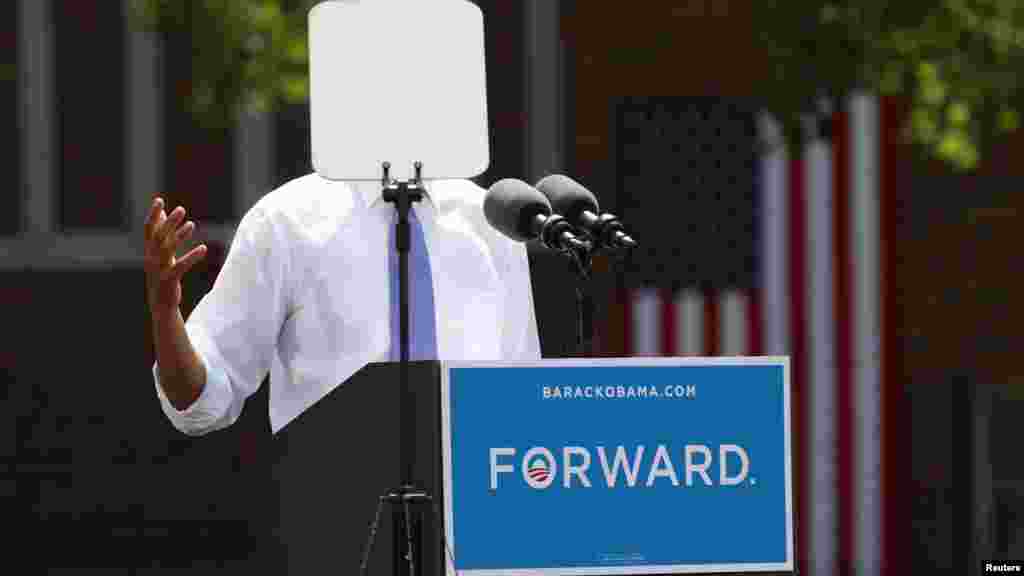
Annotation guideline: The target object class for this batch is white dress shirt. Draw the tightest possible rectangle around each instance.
[153,173,542,435]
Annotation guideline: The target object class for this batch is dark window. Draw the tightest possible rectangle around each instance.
[0,0,18,235]
[161,29,234,224]
[55,0,126,230]
[275,103,310,187]
[274,0,311,188]
[560,0,576,180]
[471,0,526,189]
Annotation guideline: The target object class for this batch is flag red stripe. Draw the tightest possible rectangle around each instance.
[788,152,808,576]
[748,289,763,356]
[833,107,855,576]
[704,290,719,356]
[880,95,905,576]
[605,283,627,357]
[660,287,677,356]
[622,286,634,357]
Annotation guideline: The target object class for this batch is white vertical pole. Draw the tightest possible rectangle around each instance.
[124,0,162,232]
[758,113,789,357]
[851,91,882,576]
[235,108,275,217]
[807,130,837,576]
[20,0,55,235]
[524,0,561,184]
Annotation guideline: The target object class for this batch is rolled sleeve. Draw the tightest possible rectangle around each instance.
[151,198,292,436]
[153,325,235,436]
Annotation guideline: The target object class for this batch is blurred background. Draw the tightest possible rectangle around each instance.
[2,0,1019,573]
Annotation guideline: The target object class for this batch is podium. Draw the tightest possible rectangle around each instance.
[274,361,445,576]
[273,357,794,576]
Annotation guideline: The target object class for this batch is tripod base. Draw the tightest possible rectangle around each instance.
[361,485,434,576]
[383,485,431,505]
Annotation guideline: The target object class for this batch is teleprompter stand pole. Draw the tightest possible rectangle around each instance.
[358,161,434,576]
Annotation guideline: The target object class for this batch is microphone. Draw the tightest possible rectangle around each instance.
[484,178,592,253]
[535,174,637,251]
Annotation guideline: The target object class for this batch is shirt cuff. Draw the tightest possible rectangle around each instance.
[153,343,233,436]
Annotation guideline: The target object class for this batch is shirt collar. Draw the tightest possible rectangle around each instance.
[355,180,437,214]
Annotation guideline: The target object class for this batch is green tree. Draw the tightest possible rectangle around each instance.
[133,0,1024,171]
[129,0,314,132]
[754,0,1024,170]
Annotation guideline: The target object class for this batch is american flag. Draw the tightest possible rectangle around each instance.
[601,95,892,576]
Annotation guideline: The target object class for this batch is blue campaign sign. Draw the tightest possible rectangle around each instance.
[440,357,793,575]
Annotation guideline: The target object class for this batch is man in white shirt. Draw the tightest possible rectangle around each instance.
[145,173,542,436]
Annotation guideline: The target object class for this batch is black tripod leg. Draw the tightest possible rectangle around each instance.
[358,497,387,576]
[402,497,417,576]
[393,506,405,576]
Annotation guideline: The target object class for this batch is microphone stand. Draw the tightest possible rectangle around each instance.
[369,160,433,576]
[563,239,634,358]
[565,243,594,357]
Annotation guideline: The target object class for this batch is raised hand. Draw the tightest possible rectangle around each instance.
[144,196,207,320]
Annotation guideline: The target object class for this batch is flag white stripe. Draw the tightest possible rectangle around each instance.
[852,92,882,576]
[807,134,837,576]
[720,289,747,356]
[759,114,790,357]
[631,288,660,356]
[675,289,703,356]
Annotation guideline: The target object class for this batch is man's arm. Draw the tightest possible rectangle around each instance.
[152,307,205,411]
[146,194,293,436]
[144,197,209,411]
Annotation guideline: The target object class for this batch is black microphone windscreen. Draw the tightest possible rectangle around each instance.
[535,174,599,222]
[484,179,552,242]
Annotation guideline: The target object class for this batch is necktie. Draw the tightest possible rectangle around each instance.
[389,207,438,361]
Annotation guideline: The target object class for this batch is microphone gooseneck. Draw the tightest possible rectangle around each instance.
[535,174,637,252]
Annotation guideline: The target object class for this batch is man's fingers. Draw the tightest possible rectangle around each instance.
[153,206,185,247]
[159,208,188,254]
[144,197,164,240]
[155,220,195,264]
[166,244,208,281]
[175,221,195,244]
